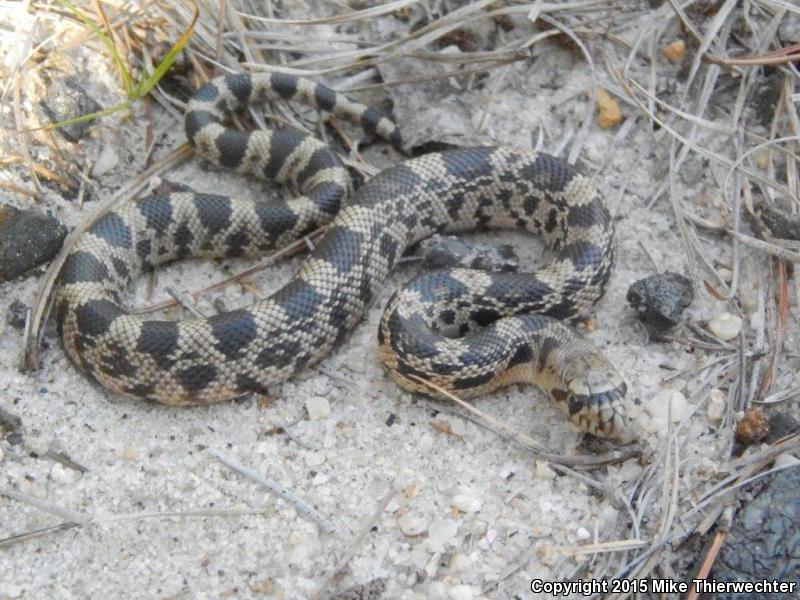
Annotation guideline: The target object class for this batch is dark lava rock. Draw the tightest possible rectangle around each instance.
[713,468,800,598]
[39,75,102,143]
[6,298,29,330]
[417,234,518,271]
[0,204,67,281]
[761,204,800,241]
[627,271,693,330]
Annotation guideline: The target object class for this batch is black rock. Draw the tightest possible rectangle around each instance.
[765,412,799,444]
[39,75,103,143]
[626,271,693,330]
[750,71,783,129]
[6,298,29,330]
[761,204,800,241]
[713,468,800,598]
[417,234,518,272]
[0,203,67,281]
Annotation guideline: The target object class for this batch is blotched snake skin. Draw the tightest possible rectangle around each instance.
[55,71,630,439]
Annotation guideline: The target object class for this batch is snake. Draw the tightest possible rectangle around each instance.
[55,71,631,440]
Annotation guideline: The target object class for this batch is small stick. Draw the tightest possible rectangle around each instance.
[207,447,335,534]
[686,530,728,600]
[311,489,397,600]
[165,286,207,318]
[0,486,89,525]
[135,225,328,315]
[408,375,642,468]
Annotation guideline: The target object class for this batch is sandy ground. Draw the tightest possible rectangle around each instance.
[1,3,797,599]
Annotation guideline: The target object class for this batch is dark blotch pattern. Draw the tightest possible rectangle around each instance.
[224,72,252,106]
[256,338,303,369]
[263,130,306,180]
[313,83,337,112]
[110,256,129,280]
[470,308,500,327]
[178,363,219,393]
[360,107,383,135]
[270,72,298,99]
[235,373,271,396]
[184,110,218,145]
[507,343,533,369]
[215,129,250,169]
[91,212,132,249]
[226,227,250,256]
[537,336,559,372]
[296,148,339,189]
[273,279,324,322]
[174,222,194,258]
[137,321,180,369]
[136,239,152,268]
[74,299,126,337]
[61,251,110,285]
[209,309,257,360]
[138,195,174,235]
[440,147,495,180]
[194,194,233,239]
[451,371,495,390]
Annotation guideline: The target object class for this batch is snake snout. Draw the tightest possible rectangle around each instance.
[558,358,634,441]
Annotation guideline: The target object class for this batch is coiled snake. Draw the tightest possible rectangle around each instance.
[56,72,630,440]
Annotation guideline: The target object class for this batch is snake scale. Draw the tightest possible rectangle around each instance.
[55,71,630,440]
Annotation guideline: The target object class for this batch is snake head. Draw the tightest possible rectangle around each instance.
[553,354,633,442]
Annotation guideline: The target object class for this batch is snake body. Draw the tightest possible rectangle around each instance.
[56,72,630,439]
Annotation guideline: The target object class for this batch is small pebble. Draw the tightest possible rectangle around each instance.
[774,453,799,468]
[398,513,428,537]
[26,435,50,456]
[596,89,622,129]
[735,407,769,446]
[449,552,471,571]
[451,492,482,514]
[426,518,458,552]
[6,299,29,330]
[536,540,558,566]
[707,389,726,422]
[50,462,78,484]
[663,39,686,63]
[448,584,474,600]
[534,460,555,480]
[120,447,137,461]
[428,582,448,600]
[616,459,642,482]
[575,527,591,540]
[306,396,331,420]
[39,75,102,143]
[644,389,689,430]
[707,312,742,341]
[92,143,120,176]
